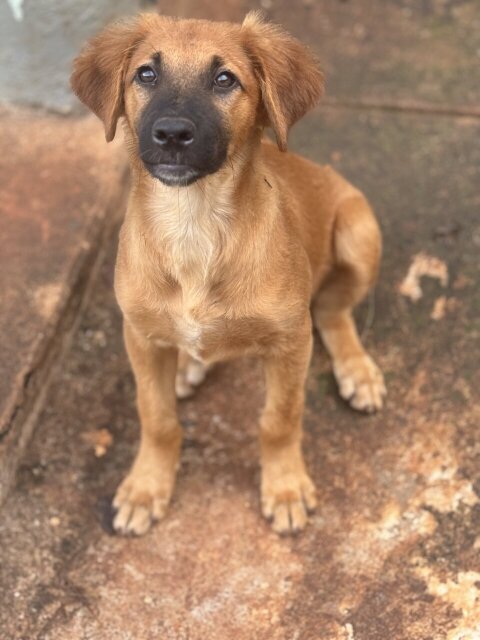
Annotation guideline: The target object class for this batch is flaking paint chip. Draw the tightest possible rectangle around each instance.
[81,428,113,457]
[431,295,447,320]
[399,252,448,302]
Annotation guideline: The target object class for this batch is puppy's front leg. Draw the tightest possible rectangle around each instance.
[113,322,181,536]
[260,322,317,534]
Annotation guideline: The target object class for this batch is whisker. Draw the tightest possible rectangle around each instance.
[185,186,193,218]
[229,158,236,189]
[146,43,161,62]
[139,149,163,162]
[195,180,214,211]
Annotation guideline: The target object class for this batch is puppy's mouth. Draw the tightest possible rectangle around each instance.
[143,161,202,187]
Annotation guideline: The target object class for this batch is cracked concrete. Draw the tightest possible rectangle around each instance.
[0,107,127,503]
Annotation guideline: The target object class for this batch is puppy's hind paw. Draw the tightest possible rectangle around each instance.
[175,355,209,399]
[334,354,386,413]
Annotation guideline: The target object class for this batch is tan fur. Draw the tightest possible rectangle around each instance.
[71,12,385,536]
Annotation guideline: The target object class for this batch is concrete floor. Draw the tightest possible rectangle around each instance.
[1,1,479,639]
[0,107,127,504]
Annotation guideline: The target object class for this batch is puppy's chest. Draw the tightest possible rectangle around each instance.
[145,286,225,359]
[145,286,274,363]
[170,300,215,358]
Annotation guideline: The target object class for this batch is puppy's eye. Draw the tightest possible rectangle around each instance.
[214,71,237,90]
[137,66,157,84]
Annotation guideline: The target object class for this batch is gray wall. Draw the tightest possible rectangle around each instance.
[0,0,141,112]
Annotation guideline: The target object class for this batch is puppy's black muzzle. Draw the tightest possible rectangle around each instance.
[152,117,196,150]
[138,85,229,187]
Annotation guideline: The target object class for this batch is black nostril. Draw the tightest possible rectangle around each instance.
[152,117,196,147]
[178,130,193,144]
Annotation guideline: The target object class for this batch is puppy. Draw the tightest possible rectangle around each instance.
[71,11,385,536]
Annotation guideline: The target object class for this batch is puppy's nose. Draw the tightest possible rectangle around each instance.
[152,117,196,148]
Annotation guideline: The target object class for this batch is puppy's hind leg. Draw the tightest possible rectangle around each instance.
[175,350,210,399]
[313,194,386,413]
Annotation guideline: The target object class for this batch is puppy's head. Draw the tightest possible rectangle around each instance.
[71,12,324,186]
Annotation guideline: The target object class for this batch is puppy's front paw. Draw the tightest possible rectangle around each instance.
[113,469,173,536]
[333,354,386,413]
[261,471,317,535]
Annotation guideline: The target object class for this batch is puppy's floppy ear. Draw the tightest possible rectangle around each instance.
[242,11,324,151]
[71,18,144,142]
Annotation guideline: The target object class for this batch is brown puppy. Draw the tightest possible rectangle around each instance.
[71,11,385,536]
